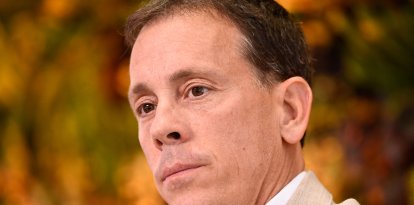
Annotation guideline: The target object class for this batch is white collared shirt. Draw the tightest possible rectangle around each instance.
[265,171,306,205]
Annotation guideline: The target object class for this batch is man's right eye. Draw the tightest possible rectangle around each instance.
[137,103,156,115]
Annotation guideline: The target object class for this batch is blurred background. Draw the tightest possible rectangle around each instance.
[0,0,413,204]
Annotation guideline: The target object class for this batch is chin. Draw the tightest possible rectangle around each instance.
[161,189,231,205]
[163,194,208,205]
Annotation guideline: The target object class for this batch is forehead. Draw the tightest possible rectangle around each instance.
[135,9,239,47]
[129,11,245,74]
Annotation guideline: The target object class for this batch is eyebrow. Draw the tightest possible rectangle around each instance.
[129,83,151,97]
[169,69,214,83]
[129,68,220,99]
[128,83,152,104]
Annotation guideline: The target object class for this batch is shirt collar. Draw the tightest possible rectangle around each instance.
[265,171,306,205]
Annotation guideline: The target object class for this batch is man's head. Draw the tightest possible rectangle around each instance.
[125,0,312,86]
[125,0,313,204]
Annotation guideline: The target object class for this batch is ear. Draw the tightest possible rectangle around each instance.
[277,77,313,145]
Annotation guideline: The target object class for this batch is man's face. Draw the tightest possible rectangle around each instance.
[129,12,285,205]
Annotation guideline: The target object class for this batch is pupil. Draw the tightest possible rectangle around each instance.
[192,86,205,96]
[143,104,154,113]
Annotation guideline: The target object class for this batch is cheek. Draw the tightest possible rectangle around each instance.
[191,93,278,171]
[212,95,275,143]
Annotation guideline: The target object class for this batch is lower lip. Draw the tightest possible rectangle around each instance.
[163,166,203,186]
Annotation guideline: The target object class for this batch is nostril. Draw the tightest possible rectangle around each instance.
[168,132,181,140]
[155,139,163,149]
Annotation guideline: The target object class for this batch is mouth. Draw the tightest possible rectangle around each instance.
[161,163,204,182]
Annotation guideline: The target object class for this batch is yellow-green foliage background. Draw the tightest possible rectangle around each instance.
[1,0,413,205]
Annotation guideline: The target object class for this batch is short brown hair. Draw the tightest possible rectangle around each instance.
[124,0,312,145]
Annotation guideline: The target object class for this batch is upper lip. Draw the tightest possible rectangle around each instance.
[161,163,204,182]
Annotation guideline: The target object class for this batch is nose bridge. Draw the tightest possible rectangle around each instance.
[150,99,184,148]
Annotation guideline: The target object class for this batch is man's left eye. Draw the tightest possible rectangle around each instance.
[189,86,209,98]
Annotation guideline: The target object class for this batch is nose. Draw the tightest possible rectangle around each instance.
[149,103,188,150]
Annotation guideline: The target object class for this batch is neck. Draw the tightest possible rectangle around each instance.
[255,143,304,205]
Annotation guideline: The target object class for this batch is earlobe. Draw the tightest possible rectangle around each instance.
[278,77,313,144]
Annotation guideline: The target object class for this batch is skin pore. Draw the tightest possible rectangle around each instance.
[128,10,311,205]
